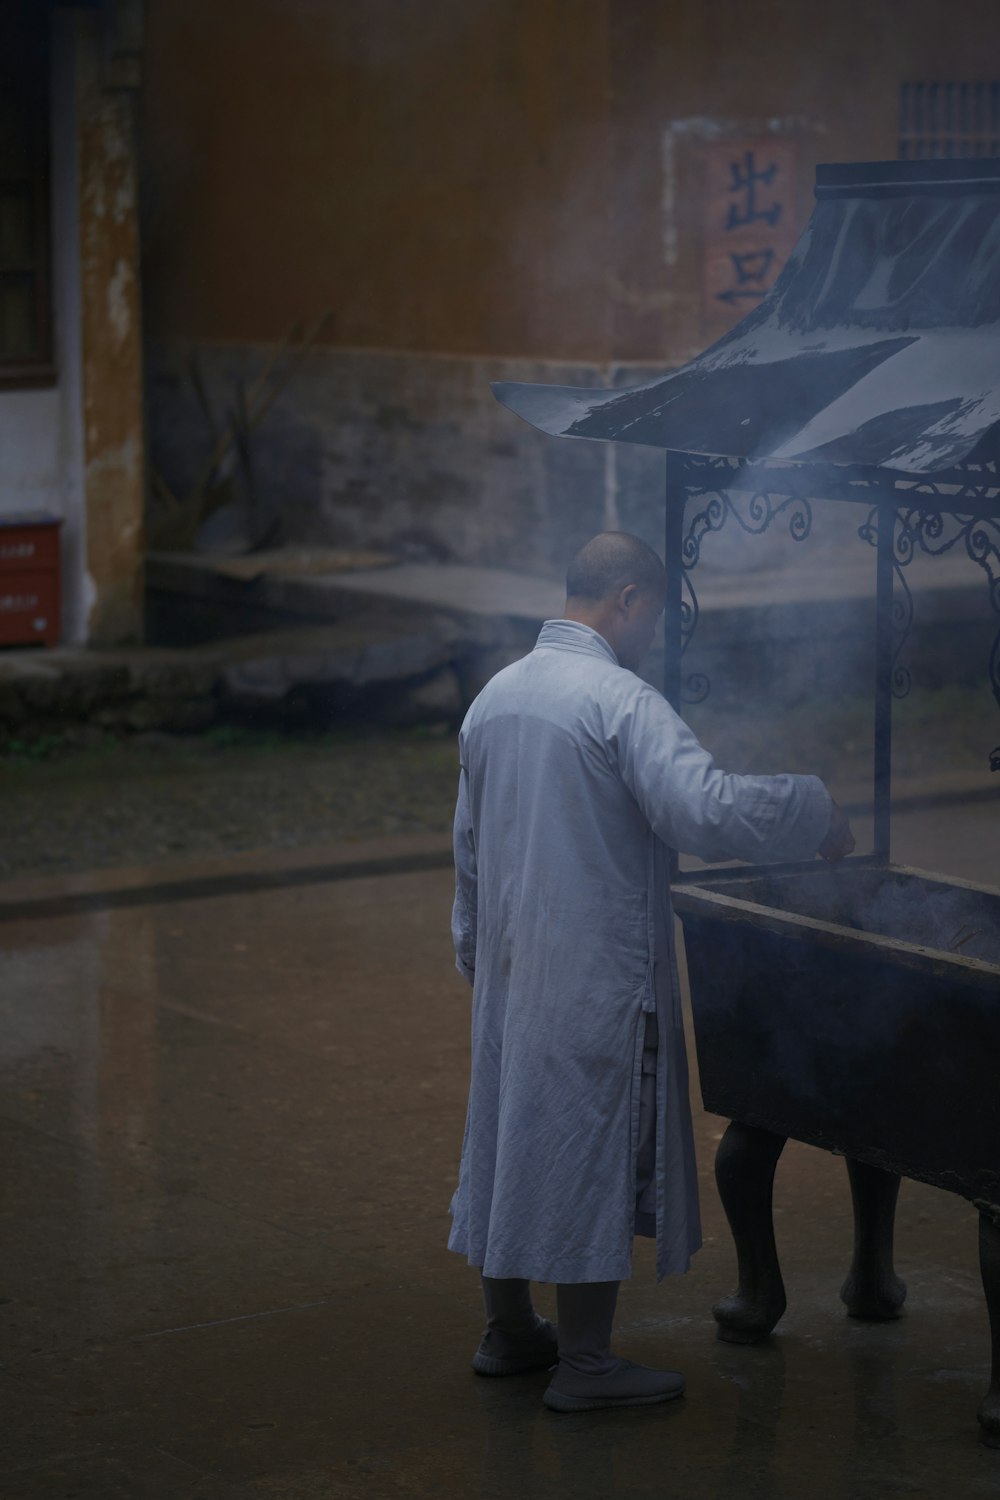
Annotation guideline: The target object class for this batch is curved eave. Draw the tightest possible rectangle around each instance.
[489,380,627,438]
[492,159,1000,475]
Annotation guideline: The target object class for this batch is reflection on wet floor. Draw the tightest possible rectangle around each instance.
[0,799,997,1496]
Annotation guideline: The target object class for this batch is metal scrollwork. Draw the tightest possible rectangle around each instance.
[895,457,1000,513]
[676,453,1000,758]
[682,671,711,706]
[860,500,1000,767]
[682,487,813,570]
[678,569,707,703]
[858,507,915,699]
[679,482,813,703]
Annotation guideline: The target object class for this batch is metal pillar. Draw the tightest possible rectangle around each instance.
[873,502,895,862]
[663,450,686,715]
[664,451,688,884]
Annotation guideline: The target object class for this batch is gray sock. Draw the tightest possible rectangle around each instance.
[555,1280,620,1377]
[480,1275,541,1339]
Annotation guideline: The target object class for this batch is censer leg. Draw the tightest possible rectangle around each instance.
[840,1158,907,1320]
[713,1121,788,1343]
[978,1206,1000,1448]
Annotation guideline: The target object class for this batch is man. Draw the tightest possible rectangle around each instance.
[448,531,854,1413]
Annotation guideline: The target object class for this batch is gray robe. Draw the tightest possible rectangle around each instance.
[448,619,831,1283]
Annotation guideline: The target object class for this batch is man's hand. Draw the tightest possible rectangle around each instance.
[818,799,855,864]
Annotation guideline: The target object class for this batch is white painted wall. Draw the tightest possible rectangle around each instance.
[0,10,89,643]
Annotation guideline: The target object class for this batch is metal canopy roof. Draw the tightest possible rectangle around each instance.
[492,157,1000,474]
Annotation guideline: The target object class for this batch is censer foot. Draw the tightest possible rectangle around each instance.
[713,1290,787,1344]
[978,1206,1000,1448]
[840,1158,907,1320]
[713,1121,788,1343]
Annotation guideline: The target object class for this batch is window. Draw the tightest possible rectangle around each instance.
[0,2,52,387]
[899,82,1000,160]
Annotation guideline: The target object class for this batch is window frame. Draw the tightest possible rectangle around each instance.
[0,3,55,391]
[899,80,1000,161]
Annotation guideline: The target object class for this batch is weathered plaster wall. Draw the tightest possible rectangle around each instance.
[140,0,1000,576]
[145,346,618,577]
[77,11,146,645]
[145,341,878,584]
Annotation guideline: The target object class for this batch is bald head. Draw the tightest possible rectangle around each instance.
[563,532,665,671]
[566,532,665,604]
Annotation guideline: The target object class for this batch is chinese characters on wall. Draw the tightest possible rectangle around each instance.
[703,139,799,334]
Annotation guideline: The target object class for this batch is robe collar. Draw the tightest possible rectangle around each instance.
[535,618,620,667]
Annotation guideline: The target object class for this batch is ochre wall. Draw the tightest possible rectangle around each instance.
[142,0,1000,365]
[141,0,611,361]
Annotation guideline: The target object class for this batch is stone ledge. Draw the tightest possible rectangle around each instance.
[4,550,997,740]
[0,615,533,740]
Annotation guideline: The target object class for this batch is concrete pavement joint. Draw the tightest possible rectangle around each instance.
[133,1297,344,1343]
[0,847,454,923]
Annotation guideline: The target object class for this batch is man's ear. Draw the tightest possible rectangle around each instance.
[619,583,638,614]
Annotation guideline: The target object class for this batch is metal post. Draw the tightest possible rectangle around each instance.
[873,502,894,862]
[664,452,687,886]
[664,450,685,714]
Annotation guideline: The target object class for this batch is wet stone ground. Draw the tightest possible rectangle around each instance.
[0,798,997,1498]
[0,671,997,1496]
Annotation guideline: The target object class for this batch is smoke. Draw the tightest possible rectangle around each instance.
[725,866,1000,968]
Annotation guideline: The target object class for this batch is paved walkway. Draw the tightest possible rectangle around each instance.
[0,802,996,1497]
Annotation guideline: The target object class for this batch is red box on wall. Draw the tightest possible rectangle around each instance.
[0,514,63,647]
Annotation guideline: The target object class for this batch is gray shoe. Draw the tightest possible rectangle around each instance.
[472,1317,558,1377]
[543,1357,685,1411]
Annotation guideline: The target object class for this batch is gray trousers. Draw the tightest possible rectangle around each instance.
[636,1011,658,1206]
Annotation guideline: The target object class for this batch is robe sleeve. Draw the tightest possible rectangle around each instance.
[614,684,832,865]
[451,765,478,986]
